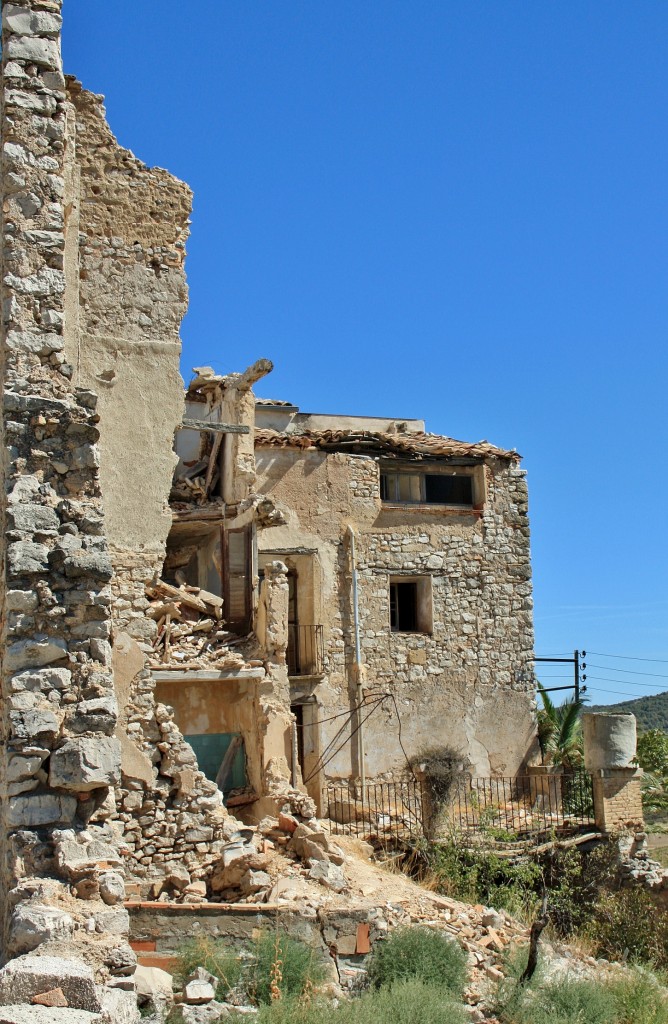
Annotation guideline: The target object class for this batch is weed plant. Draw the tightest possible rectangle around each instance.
[173,935,245,1001]
[588,887,668,968]
[403,836,542,919]
[246,931,326,1005]
[258,980,467,1024]
[496,945,668,1024]
[366,925,467,995]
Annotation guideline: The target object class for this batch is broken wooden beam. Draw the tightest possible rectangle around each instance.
[233,358,273,392]
[178,419,250,434]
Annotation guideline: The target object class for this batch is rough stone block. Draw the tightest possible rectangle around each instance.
[8,904,74,956]
[0,957,100,1013]
[100,986,140,1024]
[54,835,123,880]
[7,793,77,828]
[67,696,118,735]
[7,753,46,782]
[10,707,60,745]
[92,907,130,936]
[8,542,49,575]
[5,636,68,672]
[6,36,60,69]
[61,550,113,582]
[49,737,121,792]
[6,329,63,356]
[184,975,216,1005]
[2,5,62,37]
[165,863,190,891]
[7,591,39,613]
[10,667,71,693]
[0,1009,100,1024]
[98,871,125,905]
[308,860,348,893]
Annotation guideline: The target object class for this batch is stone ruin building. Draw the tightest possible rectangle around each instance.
[165,387,538,817]
[0,0,543,1017]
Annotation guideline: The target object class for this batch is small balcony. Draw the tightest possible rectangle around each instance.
[288,624,324,677]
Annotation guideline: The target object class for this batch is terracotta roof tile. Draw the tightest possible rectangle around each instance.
[254,428,520,461]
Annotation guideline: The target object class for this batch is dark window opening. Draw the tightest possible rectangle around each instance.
[390,580,418,632]
[424,474,472,505]
[381,469,474,506]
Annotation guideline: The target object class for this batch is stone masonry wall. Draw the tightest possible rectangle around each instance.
[256,447,538,788]
[0,0,137,1002]
[62,77,191,630]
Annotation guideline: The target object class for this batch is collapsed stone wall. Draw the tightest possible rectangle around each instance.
[0,0,139,1008]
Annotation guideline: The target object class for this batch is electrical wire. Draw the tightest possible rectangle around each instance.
[586,686,647,700]
[294,694,389,729]
[301,694,387,785]
[586,662,668,680]
[587,651,668,664]
[587,674,668,690]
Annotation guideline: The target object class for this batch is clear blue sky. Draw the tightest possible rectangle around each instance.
[62,1,668,708]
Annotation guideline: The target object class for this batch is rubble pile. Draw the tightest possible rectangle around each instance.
[146,579,253,668]
[115,692,245,888]
[618,829,668,893]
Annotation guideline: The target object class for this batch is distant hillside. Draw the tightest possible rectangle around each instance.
[588,691,668,733]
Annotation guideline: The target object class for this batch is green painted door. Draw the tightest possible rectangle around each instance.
[185,732,247,797]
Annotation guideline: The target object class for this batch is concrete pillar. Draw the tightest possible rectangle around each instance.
[583,713,644,832]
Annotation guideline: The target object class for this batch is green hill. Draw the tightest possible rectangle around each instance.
[588,690,668,733]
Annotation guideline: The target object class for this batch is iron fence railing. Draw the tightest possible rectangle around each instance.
[444,771,595,839]
[287,624,324,676]
[327,770,595,845]
[328,779,424,842]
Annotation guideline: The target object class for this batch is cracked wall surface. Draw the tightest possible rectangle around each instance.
[255,428,539,801]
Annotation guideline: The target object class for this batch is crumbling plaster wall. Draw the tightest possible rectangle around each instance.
[255,446,538,782]
[61,78,190,633]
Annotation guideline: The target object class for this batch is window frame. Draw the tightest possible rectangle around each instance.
[389,575,433,635]
[379,463,481,509]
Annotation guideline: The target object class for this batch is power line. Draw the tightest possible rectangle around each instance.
[587,674,668,690]
[586,685,649,700]
[588,651,668,665]
[587,662,668,680]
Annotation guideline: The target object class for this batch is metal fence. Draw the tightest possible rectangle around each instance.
[327,770,595,845]
[444,771,595,840]
[328,778,425,843]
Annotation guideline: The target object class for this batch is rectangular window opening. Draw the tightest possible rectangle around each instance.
[381,468,475,507]
[389,576,432,634]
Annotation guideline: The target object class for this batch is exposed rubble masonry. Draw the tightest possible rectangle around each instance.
[0,0,136,1009]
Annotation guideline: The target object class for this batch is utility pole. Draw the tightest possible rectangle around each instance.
[533,650,587,698]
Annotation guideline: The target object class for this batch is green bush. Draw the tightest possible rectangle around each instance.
[499,974,618,1024]
[608,967,668,1024]
[366,925,467,996]
[173,935,245,1001]
[258,981,467,1024]
[247,931,326,1006]
[588,887,668,969]
[496,948,668,1024]
[404,837,542,919]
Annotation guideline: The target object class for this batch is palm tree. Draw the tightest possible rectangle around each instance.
[536,683,587,769]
